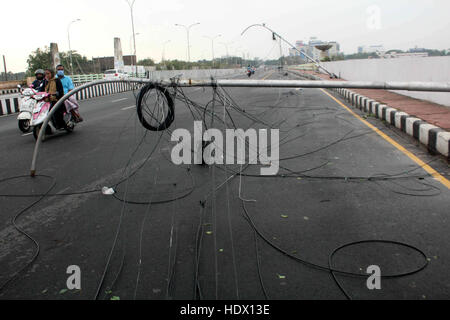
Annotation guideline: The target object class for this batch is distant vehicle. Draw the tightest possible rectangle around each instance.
[103,69,129,80]
[246,66,256,77]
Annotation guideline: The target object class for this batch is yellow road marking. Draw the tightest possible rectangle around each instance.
[320,89,450,190]
[262,70,276,80]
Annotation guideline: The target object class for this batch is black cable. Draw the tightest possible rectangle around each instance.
[112,168,196,206]
[241,200,429,299]
[0,175,56,293]
[137,83,175,132]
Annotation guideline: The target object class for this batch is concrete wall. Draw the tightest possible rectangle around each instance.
[322,56,450,107]
[148,68,244,81]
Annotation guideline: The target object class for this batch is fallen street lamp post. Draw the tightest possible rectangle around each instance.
[241,23,336,78]
[29,78,450,177]
[162,79,450,92]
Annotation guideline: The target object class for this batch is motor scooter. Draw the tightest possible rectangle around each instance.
[30,92,76,141]
[17,85,38,133]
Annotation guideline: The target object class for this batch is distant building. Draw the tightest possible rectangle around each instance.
[358,45,385,54]
[380,51,429,59]
[408,47,427,53]
[328,42,341,57]
[289,40,308,59]
[93,55,137,72]
[290,38,340,61]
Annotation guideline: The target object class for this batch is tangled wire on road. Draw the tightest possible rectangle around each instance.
[0,76,440,300]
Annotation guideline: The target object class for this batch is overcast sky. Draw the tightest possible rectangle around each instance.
[1,0,449,72]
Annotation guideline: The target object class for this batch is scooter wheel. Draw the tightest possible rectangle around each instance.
[18,120,31,133]
[33,125,51,141]
[65,122,75,133]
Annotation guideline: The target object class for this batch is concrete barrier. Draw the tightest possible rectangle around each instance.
[334,86,450,159]
[322,57,450,107]
[0,95,20,116]
[289,70,450,159]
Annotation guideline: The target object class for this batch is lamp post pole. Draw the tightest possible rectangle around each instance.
[220,41,233,66]
[67,19,81,74]
[204,35,221,68]
[126,0,138,77]
[175,23,200,64]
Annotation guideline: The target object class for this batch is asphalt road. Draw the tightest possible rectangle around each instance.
[0,70,449,300]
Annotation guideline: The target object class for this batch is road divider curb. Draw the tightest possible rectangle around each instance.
[0,95,20,116]
[289,69,449,160]
[74,82,139,101]
[0,82,139,117]
[332,87,450,159]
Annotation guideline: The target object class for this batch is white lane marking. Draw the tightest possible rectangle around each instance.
[112,98,128,103]
[22,132,33,137]
[121,105,136,111]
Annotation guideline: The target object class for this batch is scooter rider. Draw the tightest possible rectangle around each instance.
[32,69,46,92]
[44,69,66,128]
[56,65,83,122]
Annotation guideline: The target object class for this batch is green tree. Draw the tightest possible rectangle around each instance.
[26,47,51,76]
[27,47,97,75]
[138,58,155,66]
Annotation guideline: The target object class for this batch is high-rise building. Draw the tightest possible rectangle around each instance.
[289,38,341,61]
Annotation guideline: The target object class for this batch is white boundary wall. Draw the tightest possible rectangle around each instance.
[322,56,450,107]
[147,68,244,81]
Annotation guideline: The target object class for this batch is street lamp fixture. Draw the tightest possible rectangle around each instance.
[175,23,200,63]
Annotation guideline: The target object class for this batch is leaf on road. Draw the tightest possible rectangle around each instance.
[281,215,289,219]
[111,296,121,301]
[59,289,68,295]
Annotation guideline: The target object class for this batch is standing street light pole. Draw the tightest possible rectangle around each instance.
[125,0,138,77]
[234,46,243,66]
[204,35,221,68]
[130,33,141,56]
[175,23,200,64]
[67,19,81,74]
[220,41,233,66]
[2,55,7,81]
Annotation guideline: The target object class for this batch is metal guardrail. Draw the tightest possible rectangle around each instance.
[0,88,20,95]
[71,74,104,84]
[71,73,148,85]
